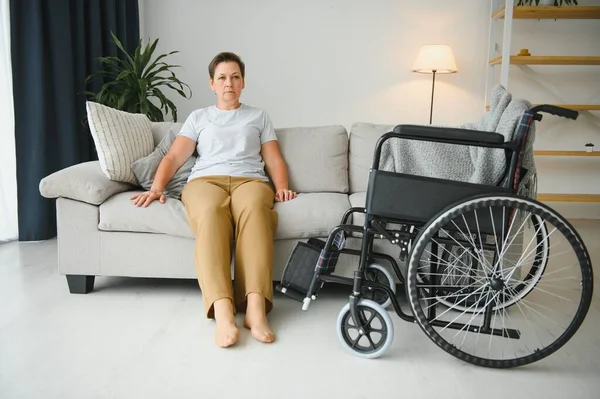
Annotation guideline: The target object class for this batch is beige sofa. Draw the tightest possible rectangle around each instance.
[39,121,402,294]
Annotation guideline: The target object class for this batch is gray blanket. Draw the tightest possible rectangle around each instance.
[380,85,537,198]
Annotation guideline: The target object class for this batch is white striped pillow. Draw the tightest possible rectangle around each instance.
[86,102,155,184]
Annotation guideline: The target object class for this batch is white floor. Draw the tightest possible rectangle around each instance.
[1,220,600,399]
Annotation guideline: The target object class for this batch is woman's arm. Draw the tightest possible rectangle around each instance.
[132,136,196,207]
[151,136,196,192]
[261,140,297,202]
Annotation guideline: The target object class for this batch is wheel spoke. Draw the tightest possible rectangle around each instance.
[366,334,376,350]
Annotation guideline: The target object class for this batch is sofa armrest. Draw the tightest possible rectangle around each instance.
[39,161,136,205]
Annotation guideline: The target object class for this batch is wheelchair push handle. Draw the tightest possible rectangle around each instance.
[531,105,579,120]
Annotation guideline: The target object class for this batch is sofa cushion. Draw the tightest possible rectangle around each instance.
[86,102,155,184]
[349,192,368,227]
[98,191,351,241]
[99,191,192,238]
[275,125,348,193]
[131,128,197,200]
[39,161,135,205]
[349,122,394,193]
[273,193,350,239]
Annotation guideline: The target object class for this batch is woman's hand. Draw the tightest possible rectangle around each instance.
[130,190,166,207]
[275,188,297,202]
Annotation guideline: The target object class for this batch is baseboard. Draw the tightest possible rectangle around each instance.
[540,202,600,220]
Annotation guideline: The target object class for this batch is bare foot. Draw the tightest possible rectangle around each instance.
[213,298,239,348]
[244,293,276,343]
[243,317,275,343]
[215,320,239,348]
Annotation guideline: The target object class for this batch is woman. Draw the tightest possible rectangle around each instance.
[131,52,297,348]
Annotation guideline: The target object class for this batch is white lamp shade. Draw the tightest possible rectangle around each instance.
[412,45,457,74]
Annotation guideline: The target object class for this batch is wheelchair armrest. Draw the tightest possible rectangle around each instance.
[372,125,519,173]
[392,124,505,145]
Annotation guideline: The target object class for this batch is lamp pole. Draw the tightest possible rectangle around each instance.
[429,69,437,125]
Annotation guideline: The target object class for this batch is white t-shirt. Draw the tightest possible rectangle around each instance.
[177,104,278,183]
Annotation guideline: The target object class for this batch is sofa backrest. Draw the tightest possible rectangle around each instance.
[348,122,394,193]
[151,122,349,194]
[275,125,348,193]
[151,122,183,146]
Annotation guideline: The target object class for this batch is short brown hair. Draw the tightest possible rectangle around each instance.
[208,52,245,79]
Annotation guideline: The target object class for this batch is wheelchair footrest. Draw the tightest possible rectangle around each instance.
[276,233,345,302]
[275,284,309,303]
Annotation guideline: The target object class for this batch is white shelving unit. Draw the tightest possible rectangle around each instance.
[485,0,600,203]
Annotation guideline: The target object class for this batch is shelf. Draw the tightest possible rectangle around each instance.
[537,194,600,203]
[489,56,600,66]
[534,150,600,156]
[485,104,600,111]
[492,6,600,20]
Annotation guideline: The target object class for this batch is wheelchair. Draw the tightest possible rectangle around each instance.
[276,105,594,368]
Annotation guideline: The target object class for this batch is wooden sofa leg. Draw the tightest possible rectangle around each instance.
[66,275,95,294]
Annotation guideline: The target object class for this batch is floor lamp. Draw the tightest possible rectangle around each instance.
[412,45,457,124]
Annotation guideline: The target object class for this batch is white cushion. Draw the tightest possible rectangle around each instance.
[275,125,348,193]
[98,191,351,241]
[86,102,155,184]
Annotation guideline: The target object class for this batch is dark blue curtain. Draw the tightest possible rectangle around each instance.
[10,0,139,241]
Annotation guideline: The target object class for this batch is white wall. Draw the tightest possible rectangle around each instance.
[140,0,600,217]
[140,0,491,128]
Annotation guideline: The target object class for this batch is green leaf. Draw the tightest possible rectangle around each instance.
[152,88,169,106]
[140,38,159,72]
[116,70,133,80]
[117,93,127,110]
[142,51,179,78]
[166,83,190,98]
[139,79,148,96]
[110,31,135,67]
[164,97,178,122]
[147,101,164,122]
[133,40,142,75]
[139,96,149,115]
[145,64,179,82]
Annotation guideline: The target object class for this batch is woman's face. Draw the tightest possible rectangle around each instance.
[210,61,245,105]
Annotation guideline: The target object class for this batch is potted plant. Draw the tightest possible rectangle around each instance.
[84,32,192,122]
[585,143,595,153]
[517,0,578,5]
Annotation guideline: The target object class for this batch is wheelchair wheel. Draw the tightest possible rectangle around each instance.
[362,263,396,309]
[336,299,394,359]
[406,194,593,368]
[434,214,549,312]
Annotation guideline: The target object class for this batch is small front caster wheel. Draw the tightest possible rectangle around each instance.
[336,299,394,359]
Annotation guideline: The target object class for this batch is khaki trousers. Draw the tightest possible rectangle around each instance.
[181,176,278,318]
